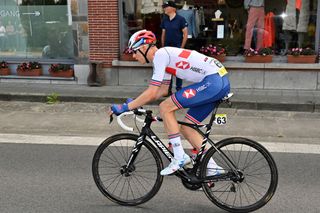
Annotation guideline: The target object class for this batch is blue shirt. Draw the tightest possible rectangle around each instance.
[160,14,188,47]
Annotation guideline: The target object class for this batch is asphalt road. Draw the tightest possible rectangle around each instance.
[0,101,320,212]
[0,142,319,213]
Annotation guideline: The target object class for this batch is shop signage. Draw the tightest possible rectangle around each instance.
[0,10,41,17]
[0,10,20,17]
[22,11,41,16]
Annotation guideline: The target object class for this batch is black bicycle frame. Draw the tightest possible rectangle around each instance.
[126,103,240,183]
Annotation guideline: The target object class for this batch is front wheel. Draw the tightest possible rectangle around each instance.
[92,133,163,206]
[200,137,278,212]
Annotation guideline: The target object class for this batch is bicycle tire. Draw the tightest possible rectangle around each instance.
[200,137,278,212]
[92,133,163,206]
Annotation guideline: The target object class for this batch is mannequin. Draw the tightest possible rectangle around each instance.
[182,1,189,10]
[214,10,222,19]
[178,1,197,38]
[243,0,265,51]
[282,0,310,53]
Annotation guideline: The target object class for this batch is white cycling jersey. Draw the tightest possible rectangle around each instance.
[150,47,227,86]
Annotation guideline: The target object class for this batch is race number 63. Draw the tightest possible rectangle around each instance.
[214,114,227,125]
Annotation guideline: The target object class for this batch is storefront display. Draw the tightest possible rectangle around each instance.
[120,0,318,62]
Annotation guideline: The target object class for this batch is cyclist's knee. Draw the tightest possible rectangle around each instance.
[159,99,176,115]
[159,101,169,116]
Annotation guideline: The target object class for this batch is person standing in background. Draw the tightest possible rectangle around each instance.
[160,1,188,95]
[243,0,265,54]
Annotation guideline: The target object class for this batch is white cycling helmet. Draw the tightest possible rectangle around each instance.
[128,29,157,51]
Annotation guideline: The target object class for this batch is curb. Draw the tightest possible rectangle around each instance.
[0,93,318,112]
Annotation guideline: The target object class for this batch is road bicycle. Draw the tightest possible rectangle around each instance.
[92,93,278,212]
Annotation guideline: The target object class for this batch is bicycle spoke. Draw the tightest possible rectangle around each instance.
[99,172,122,176]
[135,156,155,165]
[118,141,129,163]
[100,155,120,167]
[246,172,271,178]
[134,173,157,184]
[237,144,244,168]
[104,148,123,167]
[132,174,149,193]
[97,164,119,169]
[110,175,123,195]
[127,177,136,200]
[224,145,237,167]
[134,148,150,163]
[242,146,252,170]
[245,179,268,190]
[242,151,259,170]
[244,179,264,198]
[239,183,251,205]
[101,173,122,184]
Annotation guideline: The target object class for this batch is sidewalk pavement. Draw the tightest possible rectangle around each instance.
[1,100,320,147]
[0,82,320,112]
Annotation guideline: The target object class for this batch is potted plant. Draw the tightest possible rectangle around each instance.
[287,47,317,63]
[120,47,135,61]
[0,61,10,75]
[200,44,226,62]
[17,61,42,76]
[244,47,273,63]
[49,64,74,77]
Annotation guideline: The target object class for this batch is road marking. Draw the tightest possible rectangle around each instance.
[0,133,319,154]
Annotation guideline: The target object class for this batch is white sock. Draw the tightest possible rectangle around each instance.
[207,158,221,170]
[168,133,185,160]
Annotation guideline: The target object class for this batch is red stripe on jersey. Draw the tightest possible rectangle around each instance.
[165,67,177,76]
[178,50,191,59]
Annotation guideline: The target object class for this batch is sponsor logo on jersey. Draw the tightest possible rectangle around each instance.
[190,66,205,74]
[176,61,190,69]
[182,89,197,99]
[196,82,211,92]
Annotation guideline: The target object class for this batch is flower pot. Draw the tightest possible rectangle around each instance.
[120,54,135,61]
[287,55,316,63]
[0,68,11,75]
[212,54,226,62]
[49,69,74,77]
[245,55,273,63]
[17,68,42,76]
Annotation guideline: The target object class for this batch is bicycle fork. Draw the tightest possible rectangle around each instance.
[125,134,146,173]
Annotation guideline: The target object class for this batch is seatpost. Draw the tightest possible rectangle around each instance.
[208,101,222,127]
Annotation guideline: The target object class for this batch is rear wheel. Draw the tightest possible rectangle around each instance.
[200,137,278,212]
[92,133,163,206]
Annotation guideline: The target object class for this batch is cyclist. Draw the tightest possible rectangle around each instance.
[110,29,230,176]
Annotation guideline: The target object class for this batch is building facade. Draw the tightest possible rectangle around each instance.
[1,0,320,90]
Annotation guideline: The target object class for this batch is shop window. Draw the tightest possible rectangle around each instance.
[120,0,318,60]
[0,0,74,60]
[71,0,89,63]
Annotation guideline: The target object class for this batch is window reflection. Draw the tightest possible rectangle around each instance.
[0,0,74,59]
